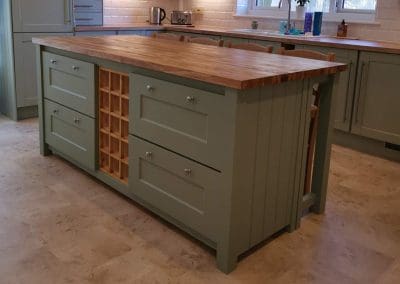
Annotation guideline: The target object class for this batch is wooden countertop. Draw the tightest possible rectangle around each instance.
[33,35,346,90]
[75,24,400,55]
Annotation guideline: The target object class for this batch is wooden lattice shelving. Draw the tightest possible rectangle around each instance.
[98,68,129,184]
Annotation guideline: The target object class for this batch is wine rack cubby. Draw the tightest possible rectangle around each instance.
[98,68,129,184]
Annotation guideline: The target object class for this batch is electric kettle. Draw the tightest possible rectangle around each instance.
[149,7,166,25]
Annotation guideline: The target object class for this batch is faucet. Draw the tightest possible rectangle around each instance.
[279,0,291,34]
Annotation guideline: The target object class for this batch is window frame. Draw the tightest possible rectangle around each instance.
[336,0,377,14]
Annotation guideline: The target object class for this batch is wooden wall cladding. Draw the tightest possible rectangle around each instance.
[98,68,129,184]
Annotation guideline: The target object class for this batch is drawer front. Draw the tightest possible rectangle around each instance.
[130,74,227,170]
[43,52,95,117]
[74,12,103,26]
[45,100,95,170]
[73,0,103,12]
[130,136,220,241]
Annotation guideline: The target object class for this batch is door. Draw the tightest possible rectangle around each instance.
[13,33,73,108]
[352,52,400,145]
[12,0,73,32]
[295,45,358,132]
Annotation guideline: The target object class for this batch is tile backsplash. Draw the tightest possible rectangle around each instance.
[103,0,179,24]
[104,0,400,42]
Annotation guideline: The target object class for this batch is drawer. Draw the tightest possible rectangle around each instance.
[74,12,103,26]
[130,74,227,170]
[73,0,103,12]
[43,52,95,117]
[130,136,220,241]
[45,99,95,170]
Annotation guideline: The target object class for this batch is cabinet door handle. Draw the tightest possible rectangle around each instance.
[50,59,57,64]
[75,18,94,21]
[145,151,153,159]
[74,5,94,8]
[355,62,367,124]
[184,168,192,176]
[74,118,80,124]
[64,0,72,24]
[146,85,154,92]
[186,96,196,103]
[72,65,80,71]
[53,109,59,115]
[343,61,353,123]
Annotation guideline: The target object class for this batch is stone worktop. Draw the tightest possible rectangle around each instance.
[75,24,400,55]
[33,35,345,90]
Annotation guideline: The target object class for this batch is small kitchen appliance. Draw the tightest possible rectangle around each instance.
[171,11,192,25]
[149,7,166,25]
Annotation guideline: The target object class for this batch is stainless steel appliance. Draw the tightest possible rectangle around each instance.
[171,11,192,25]
[149,7,166,25]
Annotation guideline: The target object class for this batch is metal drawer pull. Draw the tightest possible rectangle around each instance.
[72,65,80,71]
[76,18,94,21]
[146,85,154,91]
[186,96,196,103]
[184,168,192,176]
[53,109,59,114]
[74,5,93,8]
[145,151,153,159]
[50,59,57,64]
[74,118,80,124]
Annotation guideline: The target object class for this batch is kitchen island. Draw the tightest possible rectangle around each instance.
[33,35,346,273]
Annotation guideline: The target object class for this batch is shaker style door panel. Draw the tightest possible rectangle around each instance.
[12,0,73,32]
[130,73,228,170]
[44,99,95,170]
[295,45,358,132]
[42,52,95,117]
[352,52,400,145]
[14,33,72,108]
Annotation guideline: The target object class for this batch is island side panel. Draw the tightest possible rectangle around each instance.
[311,74,339,213]
[36,45,50,156]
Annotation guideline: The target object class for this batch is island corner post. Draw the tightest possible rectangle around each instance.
[33,35,345,273]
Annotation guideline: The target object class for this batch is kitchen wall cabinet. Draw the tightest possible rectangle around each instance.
[14,33,73,108]
[12,0,74,32]
[352,52,400,145]
[295,45,358,132]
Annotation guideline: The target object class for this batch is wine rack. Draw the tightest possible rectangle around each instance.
[98,68,129,184]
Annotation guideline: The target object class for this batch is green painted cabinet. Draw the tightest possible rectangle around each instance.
[12,0,73,32]
[42,52,95,117]
[129,135,221,242]
[295,45,358,132]
[352,52,400,145]
[44,99,95,170]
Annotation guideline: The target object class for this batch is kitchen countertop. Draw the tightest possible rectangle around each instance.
[75,24,400,55]
[33,35,345,90]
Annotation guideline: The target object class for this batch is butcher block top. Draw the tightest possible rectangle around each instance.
[33,35,346,90]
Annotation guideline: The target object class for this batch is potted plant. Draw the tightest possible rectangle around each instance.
[296,0,310,19]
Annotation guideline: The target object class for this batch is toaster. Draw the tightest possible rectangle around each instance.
[171,11,192,25]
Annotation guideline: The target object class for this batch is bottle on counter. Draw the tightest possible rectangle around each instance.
[337,19,348,37]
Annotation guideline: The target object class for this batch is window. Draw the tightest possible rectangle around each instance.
[253,0,376,13]
[337,0,377,13]
[246,0,377,21]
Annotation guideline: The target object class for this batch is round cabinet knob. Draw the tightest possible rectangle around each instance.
[186,96,196,103]
[73,118,80,124]
[184,168,192,176]
[50,59,57,64]
[72,65,80,71]
[146,85,154,92]
[145,151,153,159]
[53,109,59,114]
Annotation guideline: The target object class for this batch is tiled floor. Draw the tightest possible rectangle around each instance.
[0,115,400,284]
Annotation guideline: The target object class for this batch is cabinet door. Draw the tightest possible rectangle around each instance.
[13,33,73,108]
[352,52,400,145]
[12,0,73,32]
[296,45,358,132]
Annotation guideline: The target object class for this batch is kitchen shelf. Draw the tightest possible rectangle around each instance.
[98,67,130,184]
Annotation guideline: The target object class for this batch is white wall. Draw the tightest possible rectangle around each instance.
[185,0,400,42]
